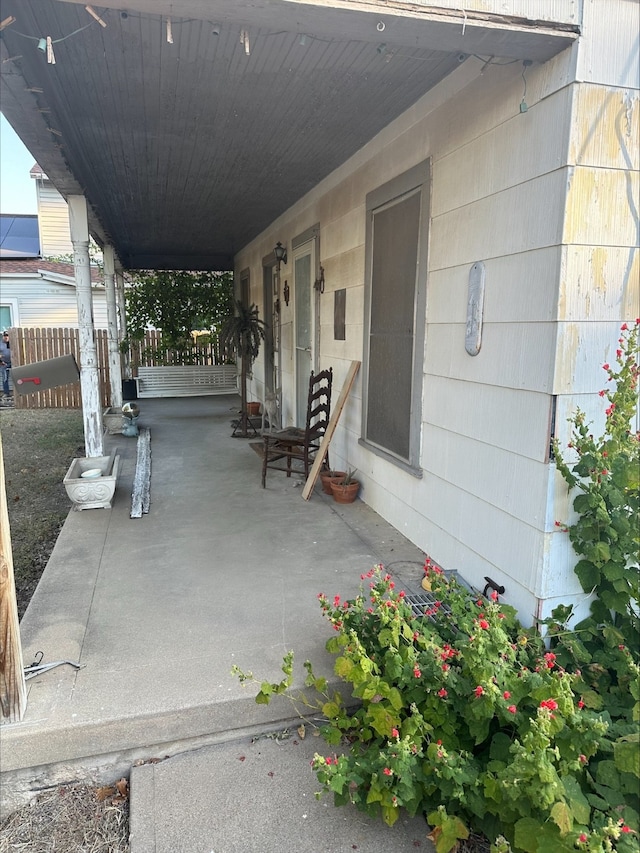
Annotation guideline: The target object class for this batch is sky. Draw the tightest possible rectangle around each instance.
[0,113,38,215]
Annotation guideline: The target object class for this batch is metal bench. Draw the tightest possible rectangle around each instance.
[136,365,238,398]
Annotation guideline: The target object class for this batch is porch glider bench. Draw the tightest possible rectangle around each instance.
[136,365,238,398]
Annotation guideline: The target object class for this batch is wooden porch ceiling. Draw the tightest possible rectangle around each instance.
[0,1,578,271]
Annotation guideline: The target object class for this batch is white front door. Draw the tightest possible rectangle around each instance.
[293,242,317,425]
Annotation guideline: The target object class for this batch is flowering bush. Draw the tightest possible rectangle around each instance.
[233,322,639,853]
[553,320,639,644]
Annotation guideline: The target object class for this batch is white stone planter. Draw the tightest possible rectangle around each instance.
[63,454,120,510]
[103,407,123,435]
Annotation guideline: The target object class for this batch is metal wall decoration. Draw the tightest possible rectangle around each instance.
[334,288,346,340]
[465,261,486,356]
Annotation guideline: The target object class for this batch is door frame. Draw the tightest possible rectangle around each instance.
[292,223,321,424]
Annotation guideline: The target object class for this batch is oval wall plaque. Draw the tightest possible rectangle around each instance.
[465,261,486,356]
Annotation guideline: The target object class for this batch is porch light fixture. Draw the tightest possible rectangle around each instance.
[273,242,287,271]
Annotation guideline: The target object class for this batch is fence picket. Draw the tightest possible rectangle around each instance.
[11,328,230,409]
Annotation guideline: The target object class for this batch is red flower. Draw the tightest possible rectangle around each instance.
[503,691,511,699]
[490,590,499,601]
[544,652,556,668]
[578,833,588,843]
[621,323,629,330]
[578,699,585,709]
[413,667,422,678]
[474,686,484,697]
[437,688,448,698]
[478,619,489,630]
[598,389,606,397]
[540,699,558,710]
[579,754,588,764]
[507,705,517,714]
[392,728,399,738]
[621,825,631,834]
[383,767,392,776]
[603,363,610,370]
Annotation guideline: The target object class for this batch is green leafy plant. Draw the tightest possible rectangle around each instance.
[552,320,639,646]
[124,270,234,350]
[235,563,637,852]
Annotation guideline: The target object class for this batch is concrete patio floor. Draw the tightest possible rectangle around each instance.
[1,395,435,849]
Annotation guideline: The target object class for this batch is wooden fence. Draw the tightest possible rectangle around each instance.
[9,328,229,410]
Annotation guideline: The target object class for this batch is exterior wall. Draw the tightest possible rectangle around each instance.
[236,0,638,625]
[35,178,73,257]
[0,273,108,328]
[547,0,640,622]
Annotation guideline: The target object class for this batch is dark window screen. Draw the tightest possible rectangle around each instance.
[366,190,420,460]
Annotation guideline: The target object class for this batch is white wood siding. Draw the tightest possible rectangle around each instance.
[336,0,580,26]
[0,275,108,328]
[35,180,73,257]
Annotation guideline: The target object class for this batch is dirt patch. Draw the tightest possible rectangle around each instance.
[1,408,85,619]
[0,783,129,853]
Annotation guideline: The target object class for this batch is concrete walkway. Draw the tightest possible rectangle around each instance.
[1,396,434,851]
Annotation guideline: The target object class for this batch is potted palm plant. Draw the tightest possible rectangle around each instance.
[220,301,266,437]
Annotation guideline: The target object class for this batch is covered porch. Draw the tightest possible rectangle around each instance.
[1,394,428,811]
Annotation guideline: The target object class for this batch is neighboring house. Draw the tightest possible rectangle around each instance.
[235,0,639,627]
[0,168,107,329]
[0,258,107,330]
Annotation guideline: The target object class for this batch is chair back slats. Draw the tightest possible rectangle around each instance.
[261,367,333,486]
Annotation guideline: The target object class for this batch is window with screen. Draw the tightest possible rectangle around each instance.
[362,162,430,471]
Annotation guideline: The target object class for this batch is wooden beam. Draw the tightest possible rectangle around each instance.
[0,433,27,722]
[130,429,151,518]
[302,361,360,501]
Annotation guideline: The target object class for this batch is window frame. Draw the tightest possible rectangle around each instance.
[360,160,430,475]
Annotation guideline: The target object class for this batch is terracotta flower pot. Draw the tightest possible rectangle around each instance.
[247,401,260,416]
[320,470,346,495]
[330,479,360,504]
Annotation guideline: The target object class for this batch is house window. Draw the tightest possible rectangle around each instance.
[362,162,430,471]
[0,305,14,331]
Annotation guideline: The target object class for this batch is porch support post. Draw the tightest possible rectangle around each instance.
[68,195,104,457]
[116,266,131,380]
[104,246,122,409]
[0,435,26,722]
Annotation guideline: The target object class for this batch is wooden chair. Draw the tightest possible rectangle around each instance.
[261,368,333,487]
